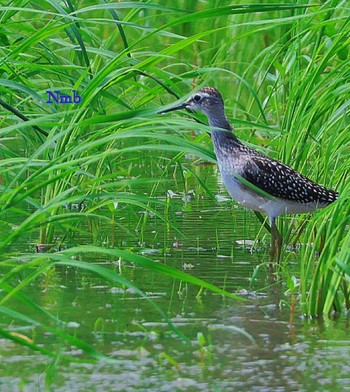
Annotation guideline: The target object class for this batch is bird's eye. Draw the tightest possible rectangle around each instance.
[193,94,201,102]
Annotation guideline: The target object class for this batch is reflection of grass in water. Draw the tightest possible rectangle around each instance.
[0,246,245,360]
[0,1,348,364]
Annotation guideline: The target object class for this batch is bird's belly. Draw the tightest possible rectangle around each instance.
[220,171,267,211]
[220,170,324,216]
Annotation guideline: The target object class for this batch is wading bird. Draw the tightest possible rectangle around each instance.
[159,87,338,263]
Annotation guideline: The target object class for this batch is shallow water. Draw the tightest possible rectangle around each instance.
[1,161,349,392]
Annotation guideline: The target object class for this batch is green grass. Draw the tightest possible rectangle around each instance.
[0,0,349,362]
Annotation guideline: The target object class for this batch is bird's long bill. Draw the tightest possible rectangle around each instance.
[158,102,188,114]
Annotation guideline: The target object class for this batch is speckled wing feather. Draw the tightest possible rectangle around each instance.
[242,154,338,204]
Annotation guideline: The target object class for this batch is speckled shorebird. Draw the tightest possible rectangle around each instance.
[159,87,338,263]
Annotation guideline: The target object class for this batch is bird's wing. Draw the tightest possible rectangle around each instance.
[241,155,338,204]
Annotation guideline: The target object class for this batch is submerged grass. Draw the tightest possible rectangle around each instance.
[0,0,349,363]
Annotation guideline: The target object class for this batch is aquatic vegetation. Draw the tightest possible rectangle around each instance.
[0,2,349,375]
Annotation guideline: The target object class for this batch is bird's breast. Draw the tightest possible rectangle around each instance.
[219,167,265,210]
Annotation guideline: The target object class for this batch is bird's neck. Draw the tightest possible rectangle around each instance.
[208,116,241,147]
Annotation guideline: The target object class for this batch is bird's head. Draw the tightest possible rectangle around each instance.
[159,87,224,118]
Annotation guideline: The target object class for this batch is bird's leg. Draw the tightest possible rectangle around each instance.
[269,217,276,264]
[269,217,282,264]
[275,224,282,263]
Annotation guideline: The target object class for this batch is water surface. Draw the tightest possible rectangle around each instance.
[1,159,349,392]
